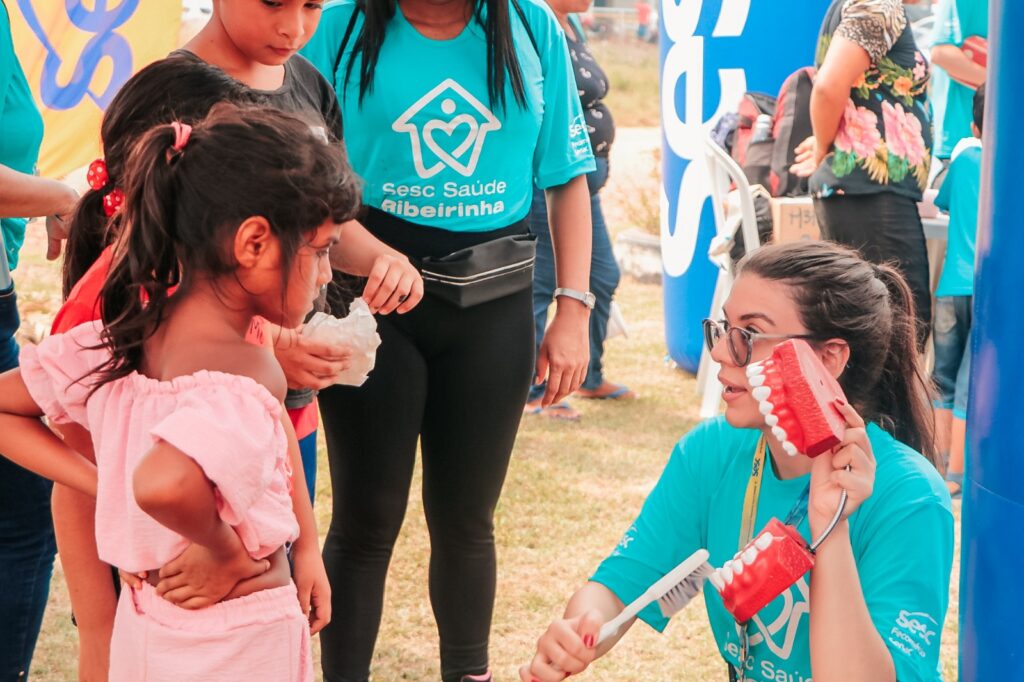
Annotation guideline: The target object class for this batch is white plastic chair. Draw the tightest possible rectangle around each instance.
[695,133,762,418]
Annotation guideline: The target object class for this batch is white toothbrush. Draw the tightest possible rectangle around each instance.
[598,548,713,644]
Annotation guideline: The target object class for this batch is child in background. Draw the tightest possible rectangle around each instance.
[178,0,423,500]
[932,83,985,498]
[0,104,360,680]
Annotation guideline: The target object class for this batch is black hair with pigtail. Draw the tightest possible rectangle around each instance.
[91,104,361,390]
[738,241,937,465]
[340,0,529,111]
[62,56,256,299]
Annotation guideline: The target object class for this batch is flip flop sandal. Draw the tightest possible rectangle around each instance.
[576,383,636,401]
[523,401,581,421]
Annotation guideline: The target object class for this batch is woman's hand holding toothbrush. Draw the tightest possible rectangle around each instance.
[519,609,603,681]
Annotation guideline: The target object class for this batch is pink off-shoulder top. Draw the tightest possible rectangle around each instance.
[20,321,299,572]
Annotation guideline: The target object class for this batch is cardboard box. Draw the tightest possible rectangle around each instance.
[771,197,820,243]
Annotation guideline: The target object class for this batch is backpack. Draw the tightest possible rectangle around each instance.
[730,92,776,169]
[768,66,816,197]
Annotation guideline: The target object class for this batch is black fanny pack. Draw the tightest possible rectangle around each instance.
[417,233,537,308]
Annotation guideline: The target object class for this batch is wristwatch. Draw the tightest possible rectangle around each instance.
[553,287,596,310]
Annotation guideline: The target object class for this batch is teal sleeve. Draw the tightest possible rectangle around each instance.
[1,6,14,124]
[931,0,961,47]
[531,8,595,189]
[857,502,954,681]
[300,1,354,90]
[934,158,956,211]
[590,432,709,632]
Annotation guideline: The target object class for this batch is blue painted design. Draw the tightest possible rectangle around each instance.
[14,0,138,110]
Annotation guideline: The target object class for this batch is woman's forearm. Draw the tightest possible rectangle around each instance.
[545,174,592,296]
[809,81,848,158]
[809,522,894,682]
[812,36,873,159]
[545,173,592,330]
[564,582,628,658]
[931,44,986,89]
[329,219,406,276]
[0,413,98,496]
[0,165,78,219]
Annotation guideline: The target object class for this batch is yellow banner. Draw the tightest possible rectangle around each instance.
[8,1,181,178]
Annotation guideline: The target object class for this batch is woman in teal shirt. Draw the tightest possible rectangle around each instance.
[0,2,78,679]
[522,241,953,682]
[303,1,595,680]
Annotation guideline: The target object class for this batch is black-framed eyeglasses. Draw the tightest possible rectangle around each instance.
[702,318,816,367]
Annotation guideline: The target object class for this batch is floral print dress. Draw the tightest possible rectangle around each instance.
[811,0,932,200]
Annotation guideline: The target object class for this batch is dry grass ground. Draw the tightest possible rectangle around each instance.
[23,216,960,682]
[23,38,959,682]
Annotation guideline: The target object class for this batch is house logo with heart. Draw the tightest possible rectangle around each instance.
[392,79,501,179]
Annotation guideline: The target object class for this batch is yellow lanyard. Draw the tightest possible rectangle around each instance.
[734,436,768,682]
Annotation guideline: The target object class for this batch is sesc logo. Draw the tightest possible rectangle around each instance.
[659,0,750,277]
[392,79,501,179]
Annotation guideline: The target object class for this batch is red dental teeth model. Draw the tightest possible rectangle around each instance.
[710,519,815,624]
[744,338,847,457]
[709,340,850,624]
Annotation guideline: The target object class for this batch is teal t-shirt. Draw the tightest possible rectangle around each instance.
[935,140,981,296]
[592,417,953,682]
[931,0,988,159]
[0,2,44,270]
[301,0,595,231]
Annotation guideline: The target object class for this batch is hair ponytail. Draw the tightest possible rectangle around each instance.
[93,124,185,389]
[61,190,118,298]
[60,57,254,299]
[871,262,937,462]
[739,241,939,467]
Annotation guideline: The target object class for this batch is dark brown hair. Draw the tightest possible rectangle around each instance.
[738,241,937,464]
[62,56,257,299]
[92,104,361,389]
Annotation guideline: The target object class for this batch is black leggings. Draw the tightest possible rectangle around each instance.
[813,192,932,349]
[319,212,535,682]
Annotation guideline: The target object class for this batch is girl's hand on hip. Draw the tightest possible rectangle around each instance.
[362,254,423,315]
[292,542,332,634]
[520,611,602,681]
[808,399,876,539]
[535,303,590,407]
[154,527,270,609]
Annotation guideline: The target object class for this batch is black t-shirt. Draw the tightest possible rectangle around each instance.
[170,49,343,140]
[565,31,614,157]
[169,50,344,408]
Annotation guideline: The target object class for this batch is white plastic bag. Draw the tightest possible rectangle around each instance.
[301,298,381,386]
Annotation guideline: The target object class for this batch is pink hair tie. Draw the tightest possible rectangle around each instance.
[171,121,192,151]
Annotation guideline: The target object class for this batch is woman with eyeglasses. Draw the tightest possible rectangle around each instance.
[520,241,953,682]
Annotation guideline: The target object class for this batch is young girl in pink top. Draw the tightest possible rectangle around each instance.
[0,104,360,680]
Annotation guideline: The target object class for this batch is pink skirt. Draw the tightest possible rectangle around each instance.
[109,581,312,681]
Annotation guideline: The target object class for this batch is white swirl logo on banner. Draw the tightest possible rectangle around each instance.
[660,0,750,277]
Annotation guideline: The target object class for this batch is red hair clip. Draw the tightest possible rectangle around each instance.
[102,189,125,218]
[87,159,109,191]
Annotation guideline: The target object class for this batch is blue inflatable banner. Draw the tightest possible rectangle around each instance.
[659,0,830,372]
